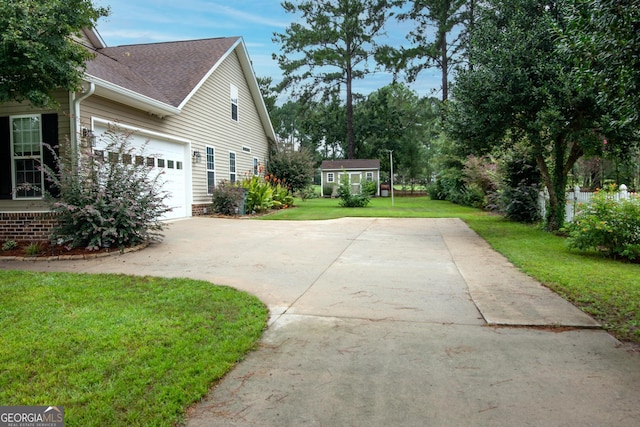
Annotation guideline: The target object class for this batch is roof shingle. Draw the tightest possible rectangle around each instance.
[85,37,241,107]
[321,159,380,170]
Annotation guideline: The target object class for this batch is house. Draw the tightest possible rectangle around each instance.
[320,159,381,197]
[0,28,276,242]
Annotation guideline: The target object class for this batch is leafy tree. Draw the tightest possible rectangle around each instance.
[355,83,439,182]
[256,76,278,119]
[0,0,109,107]
[560,0,640,133]
[267,145,315,194]
[449,0,605,230]
[380,0,470,102]
[273,0,394,159]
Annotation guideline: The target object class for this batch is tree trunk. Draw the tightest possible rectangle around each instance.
[536,136,584,231]
[346,37,355,159]
[441,31,448,102]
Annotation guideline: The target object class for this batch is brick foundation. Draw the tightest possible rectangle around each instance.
[191,204,212,216]
[0,212,59,243]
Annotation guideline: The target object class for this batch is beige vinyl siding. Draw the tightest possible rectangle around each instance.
[171,50,270,205]
[79,48,270,208]
[80,96,167,132]
[0,91,71,212]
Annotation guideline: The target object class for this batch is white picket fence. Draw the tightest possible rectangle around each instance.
[539,184,636,223]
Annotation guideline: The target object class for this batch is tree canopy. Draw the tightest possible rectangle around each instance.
[449,0,606,230]
[559,0,640,133]
[379,0,470,102]
[273,0,394,159]
[0,0,109,107]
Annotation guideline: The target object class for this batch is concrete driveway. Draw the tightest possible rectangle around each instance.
[2,217,639,426]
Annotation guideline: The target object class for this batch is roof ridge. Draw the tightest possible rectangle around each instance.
[106,36,241,49]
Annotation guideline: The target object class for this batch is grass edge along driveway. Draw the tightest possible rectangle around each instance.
[263,196,640,344]
[0,271,268,427]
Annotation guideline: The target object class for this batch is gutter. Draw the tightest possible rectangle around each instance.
[69,81,95,163]
[85,75,181,117]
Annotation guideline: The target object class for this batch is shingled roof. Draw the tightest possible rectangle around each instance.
[321,159,380,170]
[85,37,241,109]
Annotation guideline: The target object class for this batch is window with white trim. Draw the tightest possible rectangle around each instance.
[229,151,236,182]
[253,157,259,176]
[230,84,239,121]
[366,172,374,181]
[206,146,216,194]
[327,172,334,183]
[11,115,43,198]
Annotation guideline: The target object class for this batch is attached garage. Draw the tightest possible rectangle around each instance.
[92,119,191,220]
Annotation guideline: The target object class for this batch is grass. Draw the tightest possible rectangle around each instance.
[0,271,268,426]
[266,195,479,220]
[264,196,640,343]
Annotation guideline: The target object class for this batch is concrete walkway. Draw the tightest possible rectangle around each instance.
[2,217,639,426]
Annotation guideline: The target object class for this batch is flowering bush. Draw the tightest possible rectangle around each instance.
[42,128,170,250]
[564,185,640,260]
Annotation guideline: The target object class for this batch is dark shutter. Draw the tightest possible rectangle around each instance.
[41,113,59,198]
[0,117,11,199]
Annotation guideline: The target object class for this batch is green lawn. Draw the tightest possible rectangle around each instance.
[264,196,640,343]
[0,271,268,426]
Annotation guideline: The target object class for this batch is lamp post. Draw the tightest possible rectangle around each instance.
[388,149,394,207]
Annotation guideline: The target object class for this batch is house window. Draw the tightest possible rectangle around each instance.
[253,157,259,176]
[243,146,251,153]
[230,84,239,122]
[11,115,43,198]
[229,151,236,182]
[327,172,334,183]
[366,172,374,181]
[206,146,215,194]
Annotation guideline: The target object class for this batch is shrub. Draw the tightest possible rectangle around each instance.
[211,181,245,215]
[426,180,447,200]
[503,184,542,223]
[298,185,319,200]
[272,182,294,209]
[2,240,18,251]
[337,173,370,208]
[242,175,273,213]
[361,179,378,196]
[41,128,170,250]
[498,146,542,223]
[565,186,640,260]
[25,242,44,257]
[267,146,315,194]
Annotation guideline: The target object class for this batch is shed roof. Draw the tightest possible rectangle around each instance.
[321,159,380,171]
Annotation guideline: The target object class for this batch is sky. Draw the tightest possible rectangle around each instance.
[93,0,442,102]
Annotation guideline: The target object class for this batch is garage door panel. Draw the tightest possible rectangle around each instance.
[93,125,189,220]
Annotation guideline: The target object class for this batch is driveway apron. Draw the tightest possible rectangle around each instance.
[2,217,639,426]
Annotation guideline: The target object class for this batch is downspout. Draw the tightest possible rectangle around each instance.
[69,81,95,164]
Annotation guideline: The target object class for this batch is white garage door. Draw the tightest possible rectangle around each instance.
[93,122,190,220]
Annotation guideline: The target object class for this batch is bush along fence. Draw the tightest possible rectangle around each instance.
[539,184,636,223]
